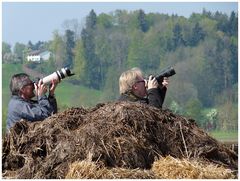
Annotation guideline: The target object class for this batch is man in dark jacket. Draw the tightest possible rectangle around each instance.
[118,67,168,108]
[6,73,58,131]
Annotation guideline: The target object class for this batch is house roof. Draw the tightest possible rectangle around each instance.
[28,50,50,56]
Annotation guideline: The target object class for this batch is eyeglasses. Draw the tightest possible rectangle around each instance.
[23,82,34,87]
[135,80,145,84]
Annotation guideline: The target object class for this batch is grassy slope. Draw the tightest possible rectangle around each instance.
[209,130,238,142]
[55,81,103,109]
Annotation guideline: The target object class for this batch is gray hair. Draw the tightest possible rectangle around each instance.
[119,67,143,94]
[10,73,31,95]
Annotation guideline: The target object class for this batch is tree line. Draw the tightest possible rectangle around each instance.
[2,9,238,131]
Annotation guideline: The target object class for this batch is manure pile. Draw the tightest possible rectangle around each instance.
[2,102,238,179]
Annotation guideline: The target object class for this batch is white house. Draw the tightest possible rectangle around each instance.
[27,50,52,62]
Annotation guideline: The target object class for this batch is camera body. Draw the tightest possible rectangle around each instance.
[41,67,75,84]
[154,66,176,83]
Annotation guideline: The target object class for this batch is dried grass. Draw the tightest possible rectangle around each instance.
[66,156,235,179]
[65,160,154,179]
[152,155,235,179]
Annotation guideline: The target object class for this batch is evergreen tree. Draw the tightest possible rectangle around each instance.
[137,9,148,32]
[214,11,228,33]
[81,9,101,89]
[34,41,45,50]
[64,29,75,68]
[202,8,212,18]
[27,41,34,51]
[86,9,97,29]
[189,22,205,46]
[228,11,238,36]
[172,23,185,50]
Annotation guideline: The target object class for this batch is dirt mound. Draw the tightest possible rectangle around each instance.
[2,102,238,178]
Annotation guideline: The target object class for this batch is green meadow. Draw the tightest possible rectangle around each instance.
[209,130,238,142]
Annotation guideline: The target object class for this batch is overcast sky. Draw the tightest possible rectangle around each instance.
[2,2,238,47]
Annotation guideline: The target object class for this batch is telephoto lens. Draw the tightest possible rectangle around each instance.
[155,66,176,83]
[42,67,75,84]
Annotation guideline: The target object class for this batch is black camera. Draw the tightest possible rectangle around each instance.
[155,66,176,83]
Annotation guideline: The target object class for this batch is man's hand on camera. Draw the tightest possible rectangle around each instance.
[147,75,158,90]
[34,79,47,97]
[49,79,58,96]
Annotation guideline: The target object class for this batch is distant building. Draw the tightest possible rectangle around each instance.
[27,50,52,62]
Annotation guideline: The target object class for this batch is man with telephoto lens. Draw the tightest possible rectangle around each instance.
[6,73,58,132]
[118,67,169,108]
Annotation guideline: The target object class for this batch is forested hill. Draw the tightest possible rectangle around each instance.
[2,9,238,131]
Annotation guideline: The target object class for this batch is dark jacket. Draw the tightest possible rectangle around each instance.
[6,95,57,131]
[118,87,167,108]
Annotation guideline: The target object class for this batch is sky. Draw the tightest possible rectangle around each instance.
[2,1,238,47]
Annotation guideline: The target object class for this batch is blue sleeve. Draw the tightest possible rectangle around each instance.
[20,95,54,121]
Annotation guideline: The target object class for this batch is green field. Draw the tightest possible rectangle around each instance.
[54,81,103,109]
[208,130,238,142]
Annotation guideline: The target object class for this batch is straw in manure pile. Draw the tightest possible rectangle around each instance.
[152,155,235,179]
[66,156,235,179]
[65,160,154,179]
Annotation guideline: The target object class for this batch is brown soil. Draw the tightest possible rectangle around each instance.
[2,101,238,179]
